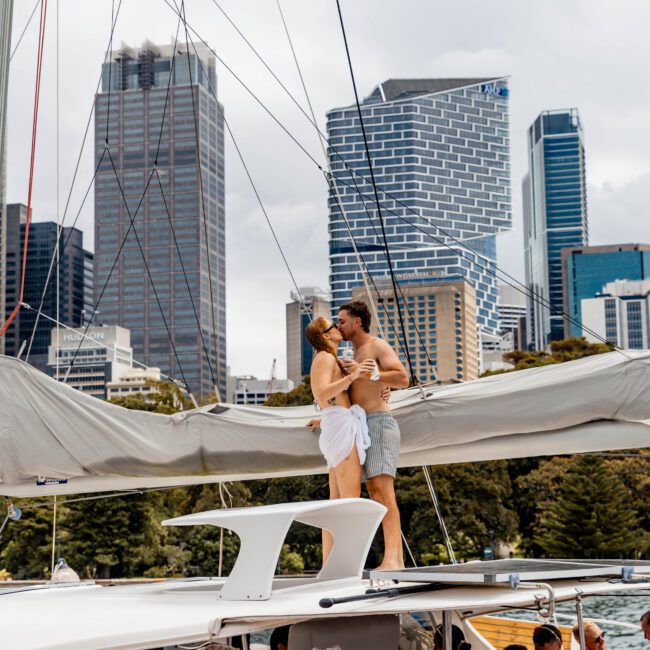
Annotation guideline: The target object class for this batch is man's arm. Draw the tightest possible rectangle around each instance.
[375,338,409,388]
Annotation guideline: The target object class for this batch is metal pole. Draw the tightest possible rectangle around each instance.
[442,610,453,650]
[575,592,587,650]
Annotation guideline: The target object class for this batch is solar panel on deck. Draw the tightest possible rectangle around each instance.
[370,558,650,584]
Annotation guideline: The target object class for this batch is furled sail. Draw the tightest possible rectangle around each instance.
[0,350,648,497]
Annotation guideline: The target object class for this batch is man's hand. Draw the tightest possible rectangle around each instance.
[340,358,359,375]
[381,386,391,403]
[306,418,321,432]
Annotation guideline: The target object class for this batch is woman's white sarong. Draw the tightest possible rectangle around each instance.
[319,405,370,469]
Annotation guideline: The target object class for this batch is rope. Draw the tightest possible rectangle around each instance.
[0,0,48,339]
[334,0,418,385]
[422,465,456,564]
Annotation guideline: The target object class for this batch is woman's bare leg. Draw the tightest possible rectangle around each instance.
[323,469,339,563]
[332,446,362,499]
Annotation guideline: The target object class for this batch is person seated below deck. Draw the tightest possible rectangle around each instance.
[533,623,563,650]
[504,645,528,650]
[433,624,471,650]
[641,609,650,642]
[269,625,290,650]
[572,620,606,650]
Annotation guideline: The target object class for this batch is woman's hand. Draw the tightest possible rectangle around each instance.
[306,418,321,432]
[350,359,376,381]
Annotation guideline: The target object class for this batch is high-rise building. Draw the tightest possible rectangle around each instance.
[523,109,588,349]
[581,279,650,350]
[286,287,331,385]
[498,284,527,350]
[562,244,650,339]
[0,0,14,356]
[48,324,133,398]
[353,275,479,382]
[3,204,93,371]
[327,78,511,336]
[94,42,226,398]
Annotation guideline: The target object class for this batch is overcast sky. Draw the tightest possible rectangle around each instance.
[6,0,650,379]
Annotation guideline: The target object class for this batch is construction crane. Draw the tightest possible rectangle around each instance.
[267,358,277,395]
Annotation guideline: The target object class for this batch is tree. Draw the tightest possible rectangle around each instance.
[535,456,640,559]
[481,337,611,377]
[265,376,314,406]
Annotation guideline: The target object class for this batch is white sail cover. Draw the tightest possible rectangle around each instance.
[0,350,649,497]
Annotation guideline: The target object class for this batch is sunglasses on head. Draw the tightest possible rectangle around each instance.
[534,625,562,643]
[594,632,606,644]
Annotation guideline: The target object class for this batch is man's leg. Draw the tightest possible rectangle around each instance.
[366,473,404,570]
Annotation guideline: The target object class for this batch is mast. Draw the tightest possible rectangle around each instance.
[0,0,13,356]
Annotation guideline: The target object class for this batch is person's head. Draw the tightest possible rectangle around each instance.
[641,610,650,641]
[533,623,563,650]
[338,301,371,340]
[433,624,471,650]
[573,620,605,650]
[269,625,290,650]
[504,645,528,650]
[306,316,343,354]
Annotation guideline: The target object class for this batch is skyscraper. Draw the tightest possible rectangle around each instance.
[562,244,650,339]
[523,109,588,349]
[0,0,14,356]
[285,287,330,386]
[94,42,226,398]
[3,204,93,371]
[327,78,512,336]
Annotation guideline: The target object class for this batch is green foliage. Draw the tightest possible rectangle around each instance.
[280,544,305,574]
[265,376,314,406]
[520,456,643,559]
[481,337,611,377]
[109,379,190,414]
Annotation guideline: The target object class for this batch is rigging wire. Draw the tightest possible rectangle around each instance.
[20,303,188,387]
[23,0,126,360]
[0,0,48,338]
[334,0,417,384]
[9,0,41,62]
[179,0,220,398]
[173,2,311,320]
[275,0,384,338]
[422,465,457,564]
[167,3,628,355]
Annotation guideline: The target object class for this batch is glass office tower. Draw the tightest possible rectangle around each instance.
[327,78,512,335]
[523,109,588,349]
[95,42,226,398]
[3,204,92,372]
[562,243,650,338]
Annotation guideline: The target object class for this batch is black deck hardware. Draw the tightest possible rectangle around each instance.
[319,582,445,609]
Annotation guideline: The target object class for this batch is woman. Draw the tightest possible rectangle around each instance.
[305,316,375,503]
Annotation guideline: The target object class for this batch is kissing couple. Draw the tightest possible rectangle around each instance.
[305,300,409,571]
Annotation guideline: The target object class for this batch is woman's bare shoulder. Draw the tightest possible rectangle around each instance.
[312,350,336,367]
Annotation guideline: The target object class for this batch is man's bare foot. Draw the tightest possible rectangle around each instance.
[374,560,405,572]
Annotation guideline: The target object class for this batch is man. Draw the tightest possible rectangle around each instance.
[337,300,409,570]
[641,610,650,641]
[572,620,606,650]
[532,623,563,650]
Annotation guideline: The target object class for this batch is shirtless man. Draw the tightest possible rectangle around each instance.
[338,300,409,570]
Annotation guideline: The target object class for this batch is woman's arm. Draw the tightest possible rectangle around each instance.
[310,353,373,404]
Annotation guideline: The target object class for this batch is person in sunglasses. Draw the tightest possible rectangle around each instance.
[533,623,564,650]
[572,621,606,650]
[305,316,375,560]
